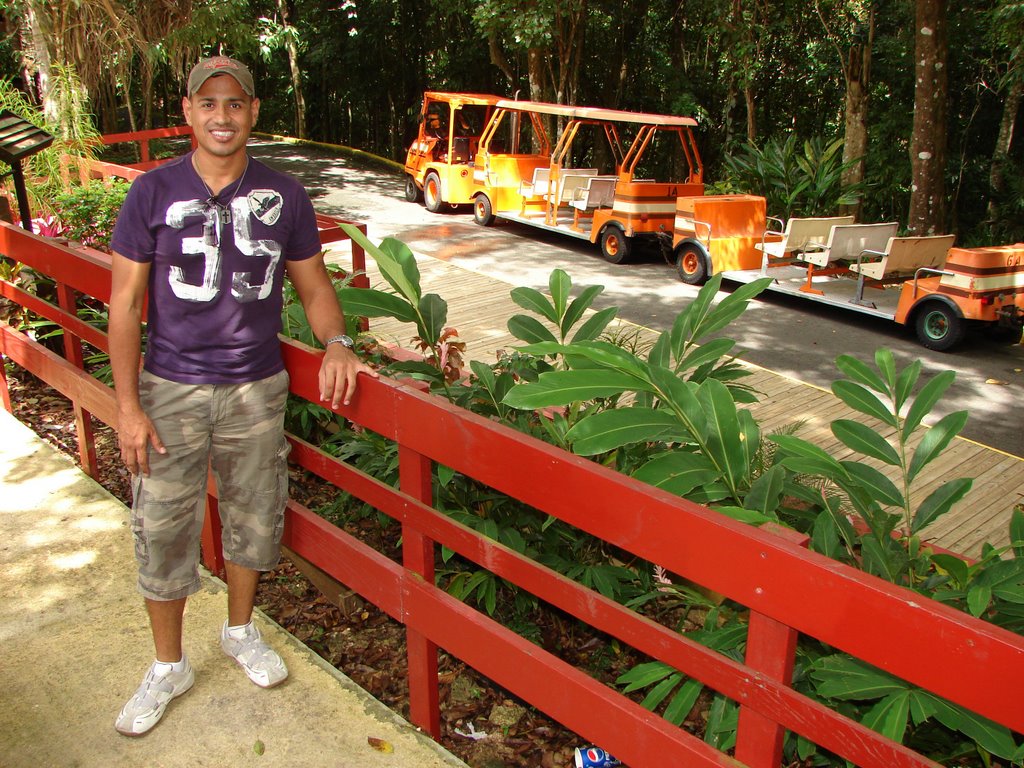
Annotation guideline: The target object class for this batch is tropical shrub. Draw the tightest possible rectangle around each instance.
[719,135,866,219]
[49,179,130,251]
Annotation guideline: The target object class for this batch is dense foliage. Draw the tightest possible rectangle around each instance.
[279,230,1024,766]
[0,0,1020,243]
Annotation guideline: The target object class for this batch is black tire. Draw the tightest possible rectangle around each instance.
[914,302,966,351]
[404,175,421,203]
[423,171,444,213]
[675,242,709,285]
[599,226,632,264]
[473,194,495,226]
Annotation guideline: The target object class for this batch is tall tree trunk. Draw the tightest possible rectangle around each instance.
[840,10,873,218]
[24,1,53,119]
[908,0,948,235]
[987,76,1022,221]
[280,0,306,139]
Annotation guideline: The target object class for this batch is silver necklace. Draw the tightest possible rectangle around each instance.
[194,154,250,226]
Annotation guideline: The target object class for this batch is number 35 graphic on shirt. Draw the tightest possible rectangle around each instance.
[165,190,284,303]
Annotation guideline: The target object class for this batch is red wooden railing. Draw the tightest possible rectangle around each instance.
[99,125,197,171]
[1,218,1022,765]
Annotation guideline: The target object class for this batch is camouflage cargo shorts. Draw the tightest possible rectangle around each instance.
[130,369,291,601]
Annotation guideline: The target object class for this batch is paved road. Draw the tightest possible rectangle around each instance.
[250,140,1024,458]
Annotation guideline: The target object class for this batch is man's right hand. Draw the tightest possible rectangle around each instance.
[117,406,167,476]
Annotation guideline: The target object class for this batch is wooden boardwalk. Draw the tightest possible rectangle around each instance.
[328,245,1024,559]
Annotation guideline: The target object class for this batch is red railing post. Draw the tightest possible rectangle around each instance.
[55,281,98,477]
[399,443,441,739]
[734,524,810,767]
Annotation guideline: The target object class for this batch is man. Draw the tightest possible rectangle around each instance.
[108,55,376,736]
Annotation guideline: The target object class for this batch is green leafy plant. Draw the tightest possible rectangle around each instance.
[770,350,973,585]
[50,179,130,251]
[721,135,866,219]
[502,273,773,519]
[336,224,461,392]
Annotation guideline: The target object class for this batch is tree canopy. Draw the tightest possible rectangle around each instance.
[0,0,1020,244]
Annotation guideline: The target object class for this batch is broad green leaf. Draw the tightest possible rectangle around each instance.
[860,536,904,582]
[676,338,737,376]
[647,332,672,368]
[902,370,956,440]
[967,583,992,617]
[567,407,685,455]
[469,360,496,393]
[929,552,970,587]
[541,269,567,316]
[617,661,675,691]
[502,369,640,408]
[417,293,447,344]
[811,656,908,700]
[745,465,785,517]
[861,691,910,743]
[343,225,422,303]
[640,673,682,711]
[664,679,703,726]
[711,505,775,525]
[911,478,972,534]
[571,306,617,343]
[779,456,846,480]
[983,559,1024,603]
[874,348,896,389]
[649,367,707,441]
[770,434,844,470]
[1012,507,1024,559]
[508,314,559,345]
[561,284,604,335]
[671,274,721,350]
[738,410,759,469]
[337,287,417,323]
[692,277,772,339]
[703,695,738,750]
[840,461,905,508]
[835,354,888,393]
[514,341,573,357]
[633,451,720,495]
[510,286,558,324]
[831,420,901,466]
[832,381,897,428]
[908,688,939,725]
[699,379,748,490]
[908,411,969,482]
[893,359,921,414]
[924,693,1019,759]
[811,508,843,559]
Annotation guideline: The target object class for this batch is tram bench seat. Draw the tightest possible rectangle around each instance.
[794,221,899,295]
[798,222,900,267]
[755,215,855,268]
[848,234,955,305]
[546,169,601,205]
[570,177,618,230]
[570,177,618,212]
[519,167,552,197]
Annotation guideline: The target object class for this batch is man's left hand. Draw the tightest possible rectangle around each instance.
[319,344,379,408]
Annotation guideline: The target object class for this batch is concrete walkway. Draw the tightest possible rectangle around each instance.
[0,409,466,768]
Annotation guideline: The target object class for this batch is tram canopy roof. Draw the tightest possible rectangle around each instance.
[494,99,697,127]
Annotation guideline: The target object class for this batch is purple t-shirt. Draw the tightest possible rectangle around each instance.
[111,152,321,384]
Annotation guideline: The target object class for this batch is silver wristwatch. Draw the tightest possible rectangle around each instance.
[325,333,354,349]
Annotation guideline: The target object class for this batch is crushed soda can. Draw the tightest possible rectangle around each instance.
[574,746,622,767]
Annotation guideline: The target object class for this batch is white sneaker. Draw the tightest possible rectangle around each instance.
[115,656,194,736]
[220,621,288,688]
